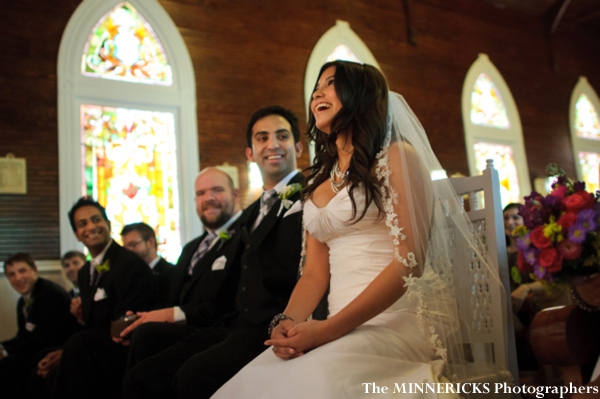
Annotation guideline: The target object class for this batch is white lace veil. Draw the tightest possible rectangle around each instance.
[377,92,509,382]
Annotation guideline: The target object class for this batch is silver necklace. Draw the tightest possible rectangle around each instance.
[330,160,348,193]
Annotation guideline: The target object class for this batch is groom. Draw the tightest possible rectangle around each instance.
[123,106,306,399]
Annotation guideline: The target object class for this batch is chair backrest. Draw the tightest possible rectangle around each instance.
[443,159,519,385]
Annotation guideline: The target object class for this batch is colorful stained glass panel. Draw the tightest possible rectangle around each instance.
[574,94,600,140]
[326,44,361,63]
[578,151,600,194]
[474,142,520,206]
[471,73,510,129]
[82,2,172,85]
[81,104,181,261]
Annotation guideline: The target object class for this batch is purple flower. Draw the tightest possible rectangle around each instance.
[568,223,587,244]
[573,181,586,192]
[516,234,532,251]
[578,209,597,232]
[523,247,538,266]
[552,176,569,189]
[533,265,547,279]
[520,192,550,230]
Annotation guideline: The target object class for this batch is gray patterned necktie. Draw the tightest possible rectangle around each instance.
[260,189,278,216]
[189,232,216,275]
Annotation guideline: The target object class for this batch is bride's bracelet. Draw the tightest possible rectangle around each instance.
[268,313,294,336]
[571,286,600,313]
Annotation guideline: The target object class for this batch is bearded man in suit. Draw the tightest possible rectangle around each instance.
[117,167,243,366]
[123,105,306,399]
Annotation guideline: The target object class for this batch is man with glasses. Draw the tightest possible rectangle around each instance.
[121,222,174,307]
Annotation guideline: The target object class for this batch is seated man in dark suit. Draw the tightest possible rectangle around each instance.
[121,222,175,308]
[0,253,78,399]
[123,106,305,399]
[51,168,242,399]
[60,250,86,298]
[48,197,155,399]
[116,167,243,365]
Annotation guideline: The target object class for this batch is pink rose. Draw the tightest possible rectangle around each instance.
[550,185,569,199]
[557,239,582,260]
[530,226,552,249]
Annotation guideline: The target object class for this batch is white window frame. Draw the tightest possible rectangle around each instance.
[58,0,200,255]
[304,20,380,161]
[569,76,600,183]
[462,53,531,204]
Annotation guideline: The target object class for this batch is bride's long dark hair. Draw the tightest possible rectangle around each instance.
[303,61,389,221]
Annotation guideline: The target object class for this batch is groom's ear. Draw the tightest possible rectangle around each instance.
[246,147,255,162]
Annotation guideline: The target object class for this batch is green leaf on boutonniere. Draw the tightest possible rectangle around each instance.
[278,183,302,209]
[25,297,35,308]
[219,231,232,241]
[95,259,110,274]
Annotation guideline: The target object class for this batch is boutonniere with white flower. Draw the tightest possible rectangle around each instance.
[278,183,303,210]
[95,259,110,275]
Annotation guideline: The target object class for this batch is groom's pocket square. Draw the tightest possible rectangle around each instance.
[211,255,227,271]
[283,200,302,217]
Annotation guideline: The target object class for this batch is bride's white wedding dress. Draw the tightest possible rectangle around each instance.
[212,189,459,398]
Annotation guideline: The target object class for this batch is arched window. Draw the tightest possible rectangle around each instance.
[462,53,530,206]
[58,0,199,261]
[300,20,380,163]
[570,77,600,193]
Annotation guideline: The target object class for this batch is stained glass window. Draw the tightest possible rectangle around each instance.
[82,2,172,85]
[471,73,510,129]
[81,104,181,261]
[474,142,520,206]
[574,94,600,140]
[326,44,361,63]
[578,151,600,193]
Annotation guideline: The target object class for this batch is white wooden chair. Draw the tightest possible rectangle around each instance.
[442,159,519,390]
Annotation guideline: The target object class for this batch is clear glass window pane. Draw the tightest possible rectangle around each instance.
[474,142,520,205]
[326,44,361,63]
[578,151,600,193]
[575,94,600,140]
[471,73,510,129]
[81,104,181,261]
[82,2,172,86]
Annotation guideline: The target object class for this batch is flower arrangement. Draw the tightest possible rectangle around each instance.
[514,164,600,285]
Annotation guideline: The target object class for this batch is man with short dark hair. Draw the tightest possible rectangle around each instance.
[0,253,77,398]
[49,197,154,399]
[123,106,306,399]
[60,251,86,298]
[121,222,174,307]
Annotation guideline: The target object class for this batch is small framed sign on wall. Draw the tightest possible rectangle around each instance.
[0,153,27,194]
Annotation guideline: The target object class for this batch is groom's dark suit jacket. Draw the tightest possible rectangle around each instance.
[167,224,242,327]
[78,241,155,330]
[231,172,305,326]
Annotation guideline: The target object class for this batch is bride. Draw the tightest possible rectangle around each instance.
[213,61,502,398]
